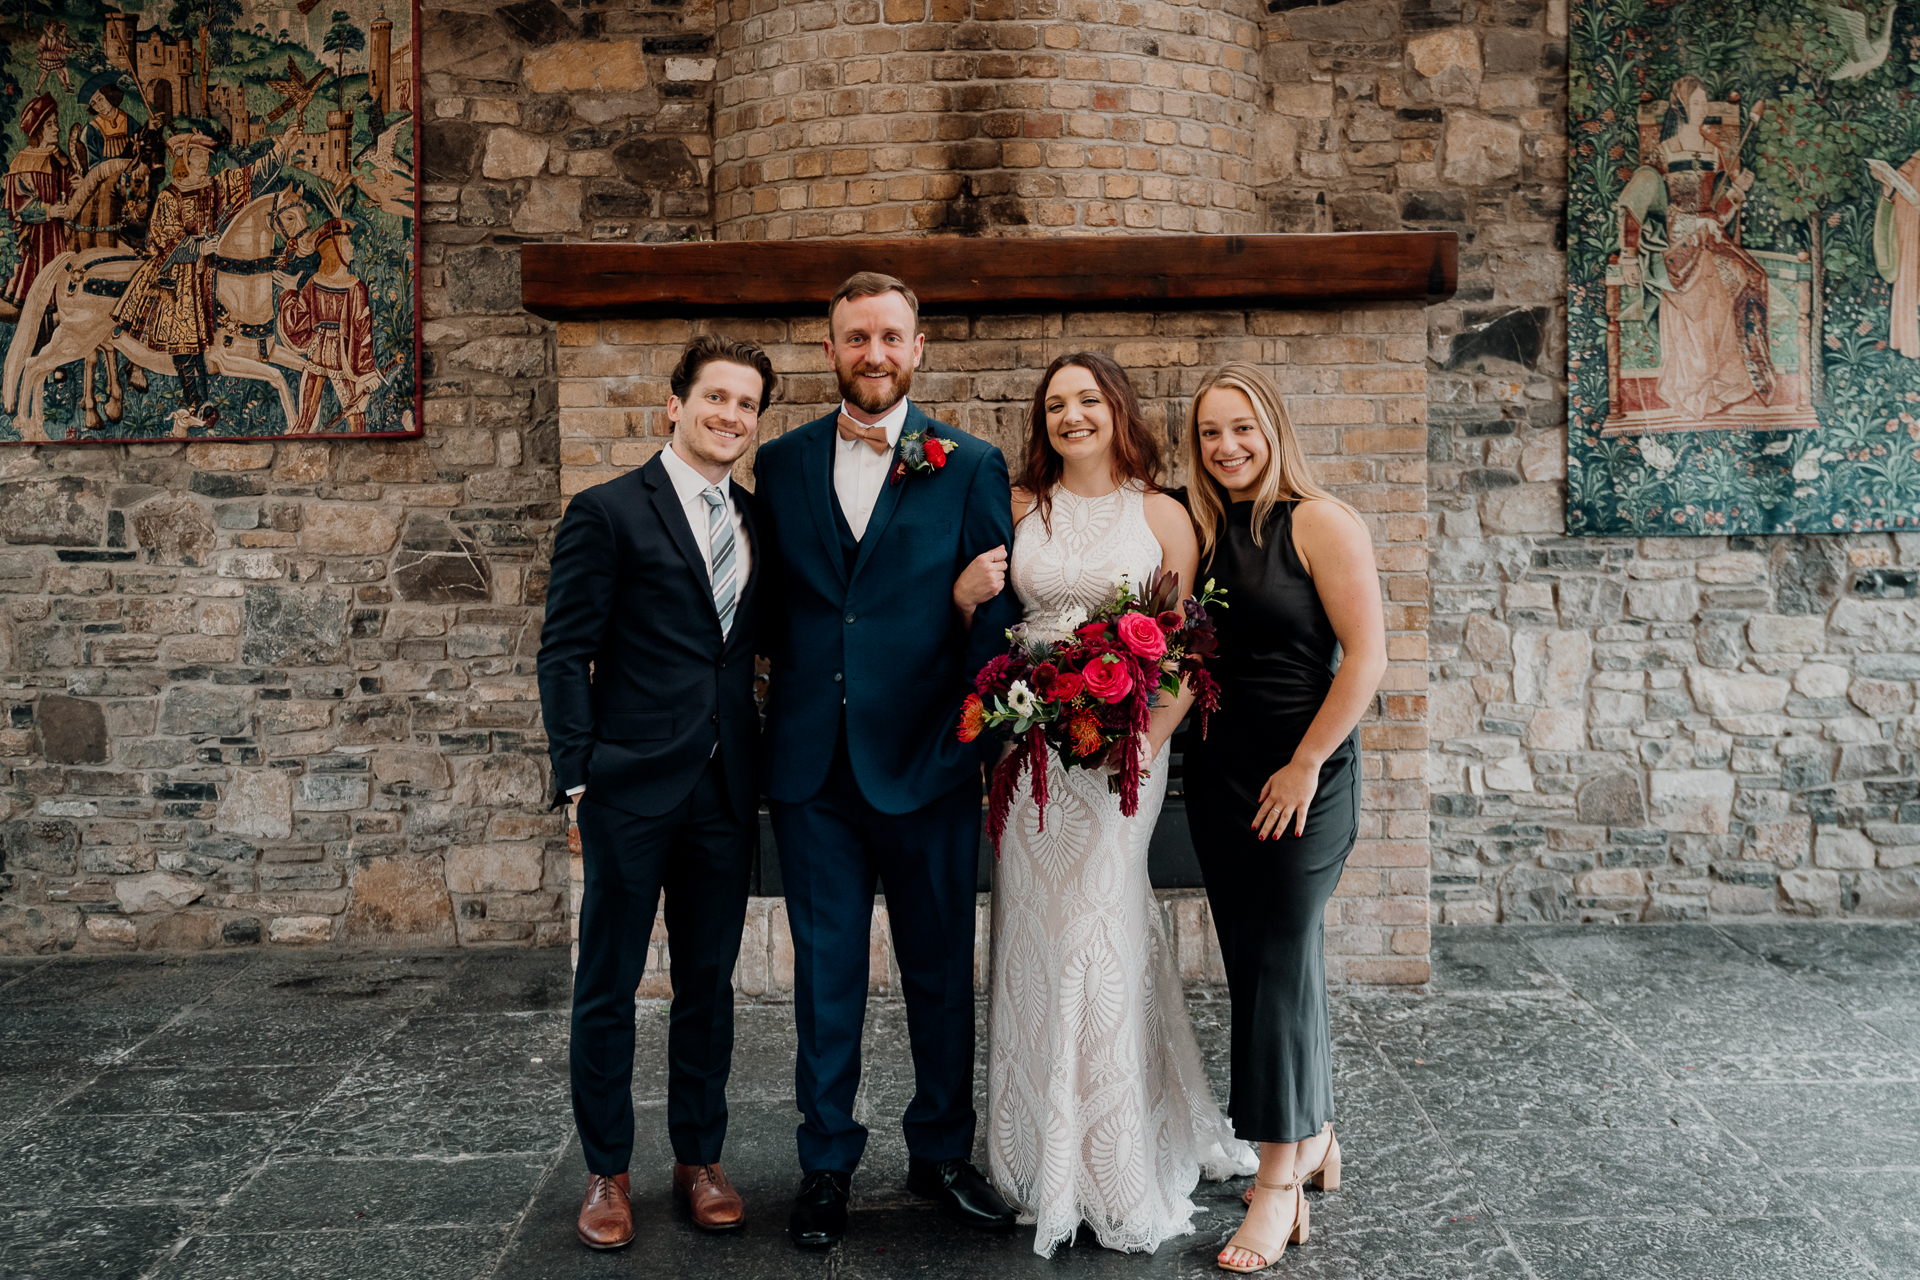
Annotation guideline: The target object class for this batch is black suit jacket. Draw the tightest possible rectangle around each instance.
[537,452,761,821]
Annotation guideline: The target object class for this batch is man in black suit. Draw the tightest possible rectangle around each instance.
[538,336,775,1249]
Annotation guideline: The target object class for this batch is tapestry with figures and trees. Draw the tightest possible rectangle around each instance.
[1569,0,1920,534]
[0,0,417,443]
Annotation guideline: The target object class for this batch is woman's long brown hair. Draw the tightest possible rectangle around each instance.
[1015,351,1163,530]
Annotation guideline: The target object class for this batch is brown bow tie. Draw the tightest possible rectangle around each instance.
[837,412,892,456]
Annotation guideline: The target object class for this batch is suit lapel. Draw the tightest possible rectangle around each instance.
[801,416,848,590]
[644,453,720,630]
[848,402,918,586]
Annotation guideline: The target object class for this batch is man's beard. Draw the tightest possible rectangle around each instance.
[836,360,913,416]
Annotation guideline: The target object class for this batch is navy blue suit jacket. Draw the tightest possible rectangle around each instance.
[755,404,1021,814]
[536,453,762,821]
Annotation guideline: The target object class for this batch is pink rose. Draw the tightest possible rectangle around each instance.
[1117,611,1167,661]
[1081,654,1134,703]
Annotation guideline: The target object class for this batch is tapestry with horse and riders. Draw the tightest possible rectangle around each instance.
[0,1,417,444]
[1569,0,1920,535]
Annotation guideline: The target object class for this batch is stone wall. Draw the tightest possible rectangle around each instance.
[0,0,718,956]
[557,301,1432,984]
[1254,0,1919,921]
[12,0,1909,958]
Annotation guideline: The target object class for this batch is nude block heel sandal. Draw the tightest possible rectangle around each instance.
[1218,1178,1308,1274]
[1307,1131,1341,1191]
[1240,1127,1341,1205]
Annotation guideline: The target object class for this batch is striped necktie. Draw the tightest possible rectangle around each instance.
[700,485,737,638]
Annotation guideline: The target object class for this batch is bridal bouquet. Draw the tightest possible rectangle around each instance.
[958,569,1224,849]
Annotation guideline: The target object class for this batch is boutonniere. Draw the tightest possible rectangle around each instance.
[890,428,951,486]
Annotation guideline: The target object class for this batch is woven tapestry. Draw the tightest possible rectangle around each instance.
[1568,0,1920,533]
[0,2,418,443]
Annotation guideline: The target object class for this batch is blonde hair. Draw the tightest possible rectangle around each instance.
[1183,362,1355,559]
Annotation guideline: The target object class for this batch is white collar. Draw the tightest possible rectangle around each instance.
[661,439,730,504]
[837,397,911,447]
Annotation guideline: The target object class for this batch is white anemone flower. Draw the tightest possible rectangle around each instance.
[1057,604,1089,632]
[1006,680,1037,718]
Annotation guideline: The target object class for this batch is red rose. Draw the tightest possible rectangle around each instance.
[1081,654,1133,702]
[1076,621,1110,644]
[924,437,948,468]
[1049,670,1084,702]
[1117,611,1167,661]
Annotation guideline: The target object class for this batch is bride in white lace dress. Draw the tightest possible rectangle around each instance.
[983,353,1253,1257]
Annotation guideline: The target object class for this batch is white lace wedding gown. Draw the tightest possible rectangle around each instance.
[987,484,1252,1258]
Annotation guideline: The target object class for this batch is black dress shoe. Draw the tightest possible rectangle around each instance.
[906,1157,1017,1228]
[789,1168,852,1248]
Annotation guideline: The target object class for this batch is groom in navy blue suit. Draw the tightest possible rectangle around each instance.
[755,273,1024,1247]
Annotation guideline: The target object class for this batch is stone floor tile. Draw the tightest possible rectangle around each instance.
[1504,1214,1879,1280]
[1798,1170,1920,1280]
[0,953,253,1011]
[0,1069,88,1135]
[1291,1133,1489,1230]
[154,1225,511,1280]
[275,1011,570,1159]
[1356,991,1693,1130]
[1716,922,1920,1000]
[1429,926,1570,994]
[491,1135,828,1280]
[422,948,574,1014]
[125,961,448,1068]
[208,1154,551,1233]
[1524,924,1776,991]
[0,1204,194,1280]
[1447,1125,1790,1222]
[1177,1219,1528,1280]
[1684,1080,1920,1170]
[0,956,53,992]
[0,1113,302,1209]
[11,925,1919,1280]
[52,1064,353,1116]
[1856,1012,1920,1060]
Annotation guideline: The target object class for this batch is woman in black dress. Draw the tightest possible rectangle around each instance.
[1181,362,1387,1273]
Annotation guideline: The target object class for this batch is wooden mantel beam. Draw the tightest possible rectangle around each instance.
[518,232,1457,320]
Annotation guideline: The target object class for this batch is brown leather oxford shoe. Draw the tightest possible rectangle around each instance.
[576,1172,634,1250]
[673,1161,746,1231]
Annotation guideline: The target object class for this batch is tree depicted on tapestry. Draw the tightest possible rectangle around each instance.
[1569,0,1920,534]
[0,2,417,443]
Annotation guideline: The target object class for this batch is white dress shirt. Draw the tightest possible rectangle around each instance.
[660,441,751,635]
[833,397,911,540]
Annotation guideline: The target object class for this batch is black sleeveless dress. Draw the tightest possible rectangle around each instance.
[1185,498,1358,1145]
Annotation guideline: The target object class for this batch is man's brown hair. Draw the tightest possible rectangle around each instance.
[669,335,779,408]
[827,272,919,335]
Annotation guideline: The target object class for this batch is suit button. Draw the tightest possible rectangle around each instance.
[845,613,856,624]
[711,714,719,724]
[833,672,843,683]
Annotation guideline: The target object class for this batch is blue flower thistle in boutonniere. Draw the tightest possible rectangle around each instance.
[890,427,951,485]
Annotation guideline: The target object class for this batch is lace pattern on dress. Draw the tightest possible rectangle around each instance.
[989,484,1253,1258]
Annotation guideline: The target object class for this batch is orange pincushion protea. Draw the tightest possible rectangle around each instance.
[957,693,987,742]
[1066,711,1104,756]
